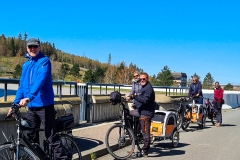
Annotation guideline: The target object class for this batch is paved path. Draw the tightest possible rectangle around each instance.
[74,108,240,160]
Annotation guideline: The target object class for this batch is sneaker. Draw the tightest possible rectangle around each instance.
[216,123,221,127]
[141,151,148,158]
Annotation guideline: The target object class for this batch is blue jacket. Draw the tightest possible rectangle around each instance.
[14,52,54,108]
[188,81,203,104]
[134,82,155,117]
[188,81,203,97]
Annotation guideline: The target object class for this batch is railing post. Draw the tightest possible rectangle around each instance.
[4,83,7,102]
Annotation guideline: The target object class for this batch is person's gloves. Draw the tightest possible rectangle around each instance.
[130,94,134,100]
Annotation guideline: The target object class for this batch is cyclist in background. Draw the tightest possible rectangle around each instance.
[213,81,224,127]
[187,77,203,104]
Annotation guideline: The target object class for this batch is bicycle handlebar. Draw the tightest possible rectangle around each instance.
[4,103,21,120]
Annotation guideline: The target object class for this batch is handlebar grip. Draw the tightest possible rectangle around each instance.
[4,114,12,120]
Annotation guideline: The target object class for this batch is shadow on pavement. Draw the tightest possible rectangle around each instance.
[74,137,103,152]
[219,124,236,127]
[149,142,190,157]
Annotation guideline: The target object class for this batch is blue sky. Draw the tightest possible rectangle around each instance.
[1,0,239,84]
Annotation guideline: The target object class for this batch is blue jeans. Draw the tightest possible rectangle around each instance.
[194,97,203,104]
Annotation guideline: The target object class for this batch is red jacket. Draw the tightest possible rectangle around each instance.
[214,87,224,102]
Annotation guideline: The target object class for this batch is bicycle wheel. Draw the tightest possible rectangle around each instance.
[0,143,39,160]
[105,124,135,160]
[176,112,183,130]
[172,128,179,148]
[182,118,190,131]
[59,134,82,160]
[135,124,144,152]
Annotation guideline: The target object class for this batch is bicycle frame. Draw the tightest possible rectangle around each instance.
[5,111,51,159]
[119,101,140,139]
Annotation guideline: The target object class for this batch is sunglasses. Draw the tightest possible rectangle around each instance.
[133,75,138,77]
[140,78,147,81]
[28,45,39,49]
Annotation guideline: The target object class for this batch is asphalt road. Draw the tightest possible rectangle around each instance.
[98,108,240,160]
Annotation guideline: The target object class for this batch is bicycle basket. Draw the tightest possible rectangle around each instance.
[56,113,74,131]
[110,91,122,105]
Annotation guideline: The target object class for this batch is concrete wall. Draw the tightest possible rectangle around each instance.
[86,94,187,123]
[203,93,240,109]
[0,95,81,145]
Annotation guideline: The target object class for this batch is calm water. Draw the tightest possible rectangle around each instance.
[0,89,17,97]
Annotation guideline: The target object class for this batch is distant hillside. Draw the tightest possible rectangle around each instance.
[0,33,142,84]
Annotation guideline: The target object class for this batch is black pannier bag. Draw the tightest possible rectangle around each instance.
[110,91,122,105]
[56,113,74,131]
[221,99,225,104]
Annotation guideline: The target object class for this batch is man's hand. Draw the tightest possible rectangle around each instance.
[19,98,29,107]
[7,108,13,117]
[130,94,134,100]
[126,96,131,101]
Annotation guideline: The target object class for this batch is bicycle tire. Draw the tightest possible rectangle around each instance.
[176,112,183,130]
[59,134,82,160]
[135,124,144,152]
[182,118,190,131]
[0,143,39,160]
[105,124,135,160]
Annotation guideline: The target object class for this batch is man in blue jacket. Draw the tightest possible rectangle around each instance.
[7,38,67,159]
[187,77,203,104]
[130,72,155,157]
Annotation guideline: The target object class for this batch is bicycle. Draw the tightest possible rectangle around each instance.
[0,103,82,160]
[105,97,144,160]
[181,96,207,130]
[204,98,216,125]
[167,97,188,130]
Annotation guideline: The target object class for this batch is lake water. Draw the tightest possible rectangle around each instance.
[0,89,17,97]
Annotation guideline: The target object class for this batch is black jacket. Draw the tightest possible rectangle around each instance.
[134,81,155,117]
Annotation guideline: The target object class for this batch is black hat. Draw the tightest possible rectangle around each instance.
[27,38,40,46]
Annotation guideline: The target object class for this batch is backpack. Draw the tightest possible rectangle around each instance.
[110,91,122,105]
[221,99,225,104]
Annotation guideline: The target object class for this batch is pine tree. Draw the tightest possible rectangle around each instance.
[157,66,174,86]
[203,72,214,89]
[224,83,233,90]
[13,64,22,78]
[191,73,201,81]
[107,53,111,64]
[83,69,95,82]
[69,63,80,78]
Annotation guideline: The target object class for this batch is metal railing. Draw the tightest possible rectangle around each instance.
[0,79,189,122]
[0,78,77,101]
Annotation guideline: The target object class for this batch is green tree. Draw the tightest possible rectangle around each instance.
[60,63,70,79]
[93,66,106,83]
[191,73,201,81]
[107,53,111,64]
[13,64,22,78]
[202,72,214,89]
[157,66,174,86]
[9,38,16,56]
[224,83,233,90]
[69,63,80,77]
[83,69,95,82]
[150,74,159,86]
